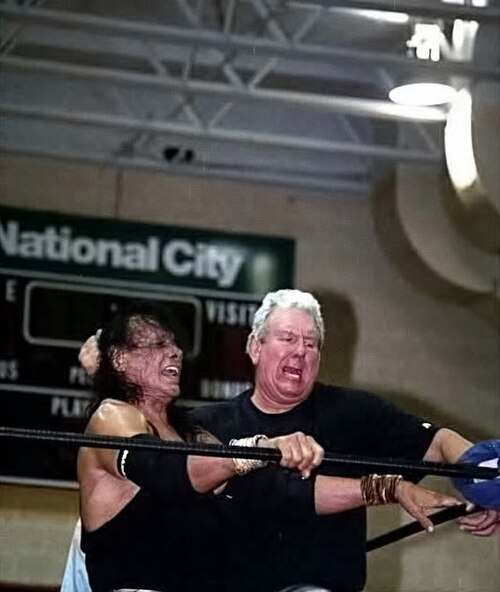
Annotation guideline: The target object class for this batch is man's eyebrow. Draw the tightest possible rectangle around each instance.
[274,329,317,339]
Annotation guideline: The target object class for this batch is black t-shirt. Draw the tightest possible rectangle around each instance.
[192,382,439,592]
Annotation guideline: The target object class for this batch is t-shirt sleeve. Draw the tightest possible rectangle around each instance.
[359,392,440,462]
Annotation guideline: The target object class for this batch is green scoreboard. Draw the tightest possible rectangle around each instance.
[0,206,294,485]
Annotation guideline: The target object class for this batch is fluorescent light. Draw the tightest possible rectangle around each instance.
[445,88,479,191]
[334,8,409,23]
[441,0,488,6]
[356,10,410,23]
[389,83,457,106]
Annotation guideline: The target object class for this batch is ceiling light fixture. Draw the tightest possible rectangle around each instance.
[441,0,488,7]
[388,21,458,107]
[354,10,410,24]
[334,8,409,23]
[389,82,457,106]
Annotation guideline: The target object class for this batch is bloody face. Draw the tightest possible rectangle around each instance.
[117,317,183,401]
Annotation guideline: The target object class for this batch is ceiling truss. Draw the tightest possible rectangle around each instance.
[1,0,499,196]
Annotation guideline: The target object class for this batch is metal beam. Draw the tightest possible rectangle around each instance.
[0,143,372,196]
[0,56,448,123]
[0,102,441,163]
[1,5,498,79]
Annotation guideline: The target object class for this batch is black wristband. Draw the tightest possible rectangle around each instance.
[116,433,200,505]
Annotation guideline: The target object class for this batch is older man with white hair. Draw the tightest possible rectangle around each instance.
[193,289,499,592]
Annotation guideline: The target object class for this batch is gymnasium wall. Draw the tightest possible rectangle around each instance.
[0,154,498,590]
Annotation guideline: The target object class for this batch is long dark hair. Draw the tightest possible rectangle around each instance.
[91,302,199,442]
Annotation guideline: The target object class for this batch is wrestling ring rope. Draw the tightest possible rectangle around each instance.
[1,426,496,550]
[1,426,498,480]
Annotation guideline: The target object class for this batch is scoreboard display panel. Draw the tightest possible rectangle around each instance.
[22,280,201,355]
[0,206,294,485]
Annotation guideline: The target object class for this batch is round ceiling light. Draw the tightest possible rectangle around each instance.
[389,83,457,106]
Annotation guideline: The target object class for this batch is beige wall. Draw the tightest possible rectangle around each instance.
[0,155,498,590]
[0,484,79,586]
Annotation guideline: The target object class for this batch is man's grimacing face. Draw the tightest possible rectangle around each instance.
[249,307,321,407]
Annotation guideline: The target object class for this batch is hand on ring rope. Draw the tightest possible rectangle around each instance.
[263,431,324,479]
[394,481,462,533]
[228,432,324,478]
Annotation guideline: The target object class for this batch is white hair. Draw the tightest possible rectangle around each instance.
[247,289,324,352]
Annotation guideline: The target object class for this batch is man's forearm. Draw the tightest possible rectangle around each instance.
[314,475,364,515]
[314,473,462,532]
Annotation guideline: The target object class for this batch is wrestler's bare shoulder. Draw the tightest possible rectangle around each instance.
[87,399,148,436]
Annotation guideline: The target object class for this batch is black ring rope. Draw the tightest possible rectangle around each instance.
[1,426,498,480]
[1,427,494,552]
[367,503,476,552]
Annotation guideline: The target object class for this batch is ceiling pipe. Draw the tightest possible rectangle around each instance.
[0,102,442,163]
[1,5,499,79]
[0,56,448,123]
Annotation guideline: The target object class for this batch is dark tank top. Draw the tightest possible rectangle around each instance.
[81,487,222,592]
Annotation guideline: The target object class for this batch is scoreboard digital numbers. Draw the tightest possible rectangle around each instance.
[0,206,294,485]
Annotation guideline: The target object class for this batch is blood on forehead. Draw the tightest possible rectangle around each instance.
[125,315,176,349]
